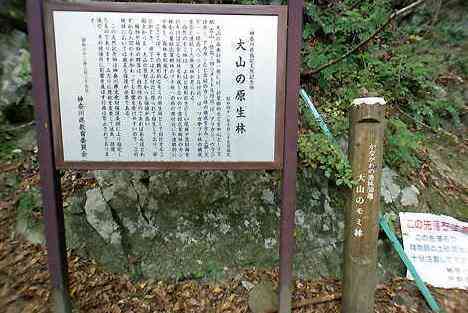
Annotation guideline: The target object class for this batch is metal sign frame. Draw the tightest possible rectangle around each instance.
[26,1,303,313]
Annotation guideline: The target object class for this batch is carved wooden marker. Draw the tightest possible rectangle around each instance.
[342,97,386,313]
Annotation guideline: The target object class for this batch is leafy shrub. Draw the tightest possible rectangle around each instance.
[298,132,353,187]
[384,118,422,175]
[298,0,466,180]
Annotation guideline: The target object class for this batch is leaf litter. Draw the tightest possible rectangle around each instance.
[0,153,466,313]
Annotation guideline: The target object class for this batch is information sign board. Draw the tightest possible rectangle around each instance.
[400,212,468,289]
[44,3,287,169]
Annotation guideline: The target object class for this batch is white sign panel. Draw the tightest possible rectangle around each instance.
[51,11,281,163]
[400,212,468,289]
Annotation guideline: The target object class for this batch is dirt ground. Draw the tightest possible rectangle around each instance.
[0,169,467,313]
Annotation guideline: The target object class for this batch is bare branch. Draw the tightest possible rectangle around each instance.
[301,0,428,79]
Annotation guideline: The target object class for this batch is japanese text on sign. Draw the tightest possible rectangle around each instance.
[352,143,378,239]
[400,212,468,289]
[52,11,280,162]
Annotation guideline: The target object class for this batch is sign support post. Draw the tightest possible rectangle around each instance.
[279,1,304,313]
[26,0,72,312]
[342,98,386,313]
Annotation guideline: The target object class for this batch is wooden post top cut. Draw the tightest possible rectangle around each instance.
[350,97,386,124]
[352,97,386,106]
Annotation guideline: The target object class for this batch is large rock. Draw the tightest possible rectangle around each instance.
[62,159,462,282]
[15,187,45,245]
[0,30,33,124]
[400,185,419,207]
[381,167,401,204]
[64,169,340,280]
[248,281,278,313]
[63,168,405,281]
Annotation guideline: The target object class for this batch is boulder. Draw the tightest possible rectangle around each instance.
[248,281,278,313]
[381,167,401,204]
[61,167,405,281]
[400,185,419,207]
[64,169,346,280]
[0,30,33,125]
[15,188,44,245]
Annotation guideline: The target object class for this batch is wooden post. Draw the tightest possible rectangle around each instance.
[26,1,72,312]
[279,1,303,313]
[342,97,386,313]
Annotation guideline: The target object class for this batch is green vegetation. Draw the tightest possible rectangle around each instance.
[1,0,467,190]
[17,188,41,215]
[384,118,423,176]
[297,0,467,184]
[234,0,468,185]
[298,132,354,187]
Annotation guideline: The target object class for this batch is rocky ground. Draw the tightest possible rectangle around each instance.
[2,192,468,313]
[0,145,467,313]
[1,0,467,312]
[6,125,466,283]
[1,18,466,284]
